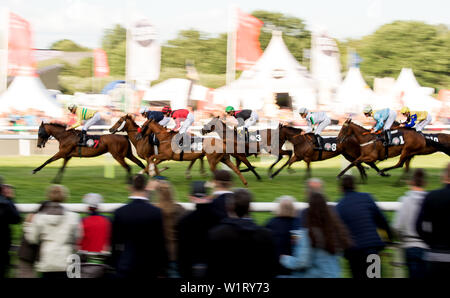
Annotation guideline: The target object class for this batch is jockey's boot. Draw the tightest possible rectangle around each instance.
[244,127,249,143]
[80,130,87,146]
[384,130,392,146]
[315,134,324,150]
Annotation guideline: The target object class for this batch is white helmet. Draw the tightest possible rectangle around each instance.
[298,107,308,114]
[363,105,373,114]
[139,107,148,115]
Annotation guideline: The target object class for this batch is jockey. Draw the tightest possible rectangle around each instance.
[400,106,432,133]
[67,104,101,145]
[298,107,331,150]
[139,107,171,127]
[225,106,259,139]
[363,105,397,144]
[162,105,194,146]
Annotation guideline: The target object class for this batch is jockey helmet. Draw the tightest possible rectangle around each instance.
[68,104,77,112]
[225,106,235,113]
[400,106,410,114]
[298,107,308,115]
[162,105,172,114]
[139,107,148,115]
[363,105,373,115]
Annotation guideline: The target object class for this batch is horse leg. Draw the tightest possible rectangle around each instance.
[52,157,72,184]
[271,155,299,179]
[337,158,363,178]
[221,156,248,186]
[111,154,132,182]
[355,163,368,184]
[268,154,283,176]
[32,152,65,174]
[127,153,146,170]
[305,160,311,179]
[380,151,414,174]
[185,159,196,179]
[236,154,261,181]
[365,161,390,177]
[199,156,207,177]
[395,156,413,186]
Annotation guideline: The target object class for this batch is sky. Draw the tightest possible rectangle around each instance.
[3,0,449,49]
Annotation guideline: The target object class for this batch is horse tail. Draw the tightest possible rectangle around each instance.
[427,138,450,156]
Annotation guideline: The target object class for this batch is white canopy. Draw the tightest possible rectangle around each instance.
[142,78,209,110]
[333,67,374,115]
[0,76,63,118]
[214,31,316,112]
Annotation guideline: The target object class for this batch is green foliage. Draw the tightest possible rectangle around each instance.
[50,39,90,52]
[252,10,311,67]
[102,25,127,76]
[354,21,450,89]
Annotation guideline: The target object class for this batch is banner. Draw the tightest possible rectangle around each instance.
[8,12,36,77]
[93,48,110,77]
[126,19,161,82]
[235,9,263,71]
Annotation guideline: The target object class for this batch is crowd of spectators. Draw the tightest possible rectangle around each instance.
[0,163,449,279]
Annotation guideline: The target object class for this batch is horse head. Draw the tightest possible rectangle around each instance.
[337,118,352,144]
[37,121,50,148]
[201,116,221,135]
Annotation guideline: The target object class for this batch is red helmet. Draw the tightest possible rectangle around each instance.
[162,105,172,114]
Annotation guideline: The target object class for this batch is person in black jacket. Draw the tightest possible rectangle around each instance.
[206,189,278,279]
[209,170,233,220]
[0,178,21,278]
[111,174,168,278]
[416,163,450,278]
[265,195,298,275]
[335,175,393,279]
[176,181,221,278]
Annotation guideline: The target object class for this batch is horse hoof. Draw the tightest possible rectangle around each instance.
[185,174,192,179]
[32,170,37,174]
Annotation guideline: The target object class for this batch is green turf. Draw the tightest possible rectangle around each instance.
[0,153,447,204]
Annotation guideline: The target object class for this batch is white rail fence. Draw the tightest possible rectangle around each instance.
[15,201,401,213]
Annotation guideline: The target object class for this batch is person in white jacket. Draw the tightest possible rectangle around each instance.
[393,169,429,279]
[24,185,81,278]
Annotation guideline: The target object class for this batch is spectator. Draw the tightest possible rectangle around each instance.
[210,170,234,219]
[0,179,21,278]
[24,185,81,279]
[16,201,51,278]
[206,189,278,279]
[153,180,186,277]
[393,169,428,278]
[176,180,220,278]
[280,192,352,278]
[335,175,393,279]
[79,193,111,252]
[294,178,324,228]
[110,174,168,278]
[265,196,298,275]
[416,163,450,278]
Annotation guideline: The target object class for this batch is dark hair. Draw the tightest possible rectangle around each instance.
[214,170,233,188]
[229,188,252,218]
[304,192,352,255]
[340,175,355,192]
[133,174,147,191]
[411,168,426,187]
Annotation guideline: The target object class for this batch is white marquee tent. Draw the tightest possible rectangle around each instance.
[142,78,209,110]
[0,76,63,118]
[391,68,442,113]
[213,31,316,114]
[333,67,375,115]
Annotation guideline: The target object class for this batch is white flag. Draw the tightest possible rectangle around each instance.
[126,19,161,82]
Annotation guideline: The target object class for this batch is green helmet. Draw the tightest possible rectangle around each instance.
[225,106,235,113]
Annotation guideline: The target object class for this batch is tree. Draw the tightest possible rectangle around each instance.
[356,21,450,89]
[251,10,311,67]
[50,39,90,52]
[102,25,127,76]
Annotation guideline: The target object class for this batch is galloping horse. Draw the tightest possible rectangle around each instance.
[270,125,378,180]
[138,118,249,185]
[336,119,448,178]
[109,114,205,178]
[33,122,145,183]
[201,117,293,178]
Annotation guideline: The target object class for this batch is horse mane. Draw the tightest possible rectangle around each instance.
[283,125,304,133]
[46,122,67,129]
[347,120,369,132]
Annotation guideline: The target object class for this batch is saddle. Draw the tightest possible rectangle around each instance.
[176,134,203,161]
[75,132,101,148]
[373,129,405,160]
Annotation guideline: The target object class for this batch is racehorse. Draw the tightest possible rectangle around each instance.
[33,122,145,183]
[201,117,293,180]
[109,114,206,178]
[336,119,448,179]
[137,118,249,185]
[270,125,380,181]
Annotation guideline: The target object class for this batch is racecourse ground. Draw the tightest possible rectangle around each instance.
[1,153,448,278]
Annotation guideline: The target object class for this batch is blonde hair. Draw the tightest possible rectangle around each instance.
[46,184,69,203]
[155,180,176,214]
[275,195,296,218]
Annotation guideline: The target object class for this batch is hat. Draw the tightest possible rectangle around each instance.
[83,193,104,208]
[298,107,308,114]
[190,181,208,198]
[213,170,232,182]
